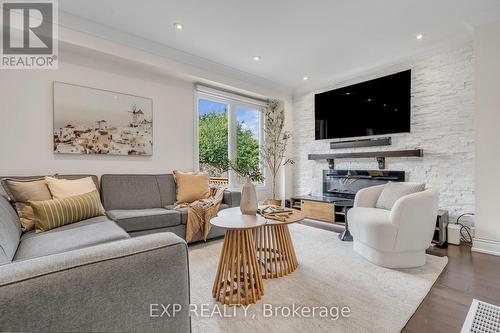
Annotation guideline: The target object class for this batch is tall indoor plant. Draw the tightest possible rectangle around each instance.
[261,99,294,205]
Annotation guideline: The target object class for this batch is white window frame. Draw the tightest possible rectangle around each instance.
[194,84,268,190]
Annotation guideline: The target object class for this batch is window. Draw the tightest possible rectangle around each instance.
[195,85,266,187]
[197,98,229,181]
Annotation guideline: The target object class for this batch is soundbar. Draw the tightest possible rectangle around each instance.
[330,137,391,149]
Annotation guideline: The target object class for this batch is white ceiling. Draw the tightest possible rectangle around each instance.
[59,0,500,95]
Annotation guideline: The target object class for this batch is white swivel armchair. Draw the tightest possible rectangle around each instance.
[348,184,439,268]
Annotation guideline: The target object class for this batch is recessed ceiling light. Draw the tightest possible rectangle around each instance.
[303,76,309,81]
[173,23,184,31]
[252,55,261,61]
[416,34,424,40]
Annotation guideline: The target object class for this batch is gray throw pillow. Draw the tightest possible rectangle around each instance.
[375,181,426,210]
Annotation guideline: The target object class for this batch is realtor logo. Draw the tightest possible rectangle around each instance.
[1,0,58,69]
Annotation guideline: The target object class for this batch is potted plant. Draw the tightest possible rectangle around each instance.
[228,159,264,215]
[261,100,294,206]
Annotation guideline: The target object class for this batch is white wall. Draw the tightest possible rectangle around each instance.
[292,42,475,221]
[473,21,500,256]
[0,51,195,176]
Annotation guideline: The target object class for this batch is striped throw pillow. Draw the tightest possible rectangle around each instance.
[29,190,105,233]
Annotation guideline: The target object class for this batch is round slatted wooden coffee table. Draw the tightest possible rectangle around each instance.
[254,209,305,279]
[210,208,266,305]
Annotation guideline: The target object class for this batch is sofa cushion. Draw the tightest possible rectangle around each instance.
[348,207,397,252]
[57,174,100,189]
[107,208,181,232]
[13,216,129,262]
[101,174,162,210]
[168,206,188,224]
[375,181,426,210]
[1,174,99,190]
[128,224,186,239]
[173,171,211,204]
[45,176,97,199]
[156,174,177,206]
[223,190,241,207]
[30,190,105,233]
[0,195,21,265]
[1,178,52,232]
[165,203,229,225]
[1,177,52,202]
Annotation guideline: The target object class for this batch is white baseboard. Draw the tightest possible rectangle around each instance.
[472,238,500,257]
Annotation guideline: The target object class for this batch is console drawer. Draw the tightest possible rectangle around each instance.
[301,200,335,223]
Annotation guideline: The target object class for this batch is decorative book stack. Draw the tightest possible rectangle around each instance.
[258,205,294,222]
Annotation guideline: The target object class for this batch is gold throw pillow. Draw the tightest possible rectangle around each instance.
[30,190,105,233]
[173,170,211,204]
[1,178,53,232]
[45,176,97,199]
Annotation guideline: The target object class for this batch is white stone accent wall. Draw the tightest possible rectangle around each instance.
[292,42,475,221]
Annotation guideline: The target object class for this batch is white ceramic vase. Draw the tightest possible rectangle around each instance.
[240,178,258,215]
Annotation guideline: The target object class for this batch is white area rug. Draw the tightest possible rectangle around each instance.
[189,223,448,333]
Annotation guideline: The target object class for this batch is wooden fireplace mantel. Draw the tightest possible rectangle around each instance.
[307,149,423,169]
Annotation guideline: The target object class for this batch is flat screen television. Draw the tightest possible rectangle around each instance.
[315,69,411,140]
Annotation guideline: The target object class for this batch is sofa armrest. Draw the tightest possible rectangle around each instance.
[390,188,439,251]
[353,185,385,208]
[223,189,241,207]
[0,233,190,333]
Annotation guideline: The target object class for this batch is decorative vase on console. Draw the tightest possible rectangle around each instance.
[228,158,264,216]
[240,178,258,215]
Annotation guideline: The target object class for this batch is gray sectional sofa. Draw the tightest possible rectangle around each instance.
[0,174,240,332]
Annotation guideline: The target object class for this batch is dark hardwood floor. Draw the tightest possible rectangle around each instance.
[300,219,500,333]
[404,244,500,332]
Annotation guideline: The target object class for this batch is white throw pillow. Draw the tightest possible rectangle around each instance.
[45,176,97,199]
[375,181,426,210]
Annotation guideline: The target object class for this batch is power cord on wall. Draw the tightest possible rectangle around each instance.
[455,212,474,245]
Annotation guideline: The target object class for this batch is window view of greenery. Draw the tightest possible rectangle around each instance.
[198,99,228,178]
[235,106,260,183]
[198,99,260,183]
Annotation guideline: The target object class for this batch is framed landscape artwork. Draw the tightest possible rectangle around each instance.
[53,82,153,156]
